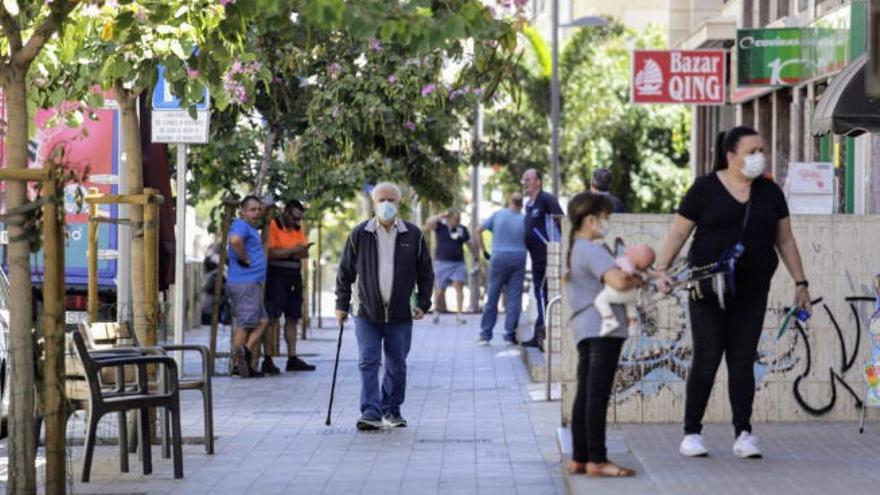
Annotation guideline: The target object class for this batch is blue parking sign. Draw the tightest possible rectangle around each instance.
[152,65,209,110]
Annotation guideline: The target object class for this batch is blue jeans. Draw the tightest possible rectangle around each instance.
[354,317,413,419]
[480,252,526,342]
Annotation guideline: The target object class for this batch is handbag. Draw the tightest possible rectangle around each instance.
[689,186,752,306]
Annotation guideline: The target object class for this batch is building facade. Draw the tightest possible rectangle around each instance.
[673,0,878,213]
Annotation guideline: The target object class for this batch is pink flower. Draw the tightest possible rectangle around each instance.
[449,88,466,100]
[328,63,342,78]
[403,121,416,131]
[472,87,484,96]
[220,0,235,6]
[186,68,200,79]
[369,38,383,52]
[420,83,436,97]
[387,75,397,84]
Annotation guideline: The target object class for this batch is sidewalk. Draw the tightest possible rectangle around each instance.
[5,314,565,494]
[562,420,880,495]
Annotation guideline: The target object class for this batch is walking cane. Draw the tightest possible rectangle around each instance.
[325,321,345,426]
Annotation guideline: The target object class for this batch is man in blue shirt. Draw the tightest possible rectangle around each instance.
[521,169,563,351]
[227,195,269,378]
[476,193,527,345]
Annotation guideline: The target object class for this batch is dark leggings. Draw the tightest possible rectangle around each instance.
[684,294,768,437]
[571,337,624,464]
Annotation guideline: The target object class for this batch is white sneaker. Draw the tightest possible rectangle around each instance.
[732,432,762,459]
[679,434,709,457]
[476,338,490,346]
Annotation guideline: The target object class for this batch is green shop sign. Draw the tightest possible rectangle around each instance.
[736,7,851,87]
[737,28,806,86]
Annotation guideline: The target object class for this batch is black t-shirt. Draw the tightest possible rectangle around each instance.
[678,173,789,291]
[608,194,626,213]
[434,222,470,262]
[524,191,564,253]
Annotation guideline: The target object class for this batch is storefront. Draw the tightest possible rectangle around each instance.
[688,1,876,213]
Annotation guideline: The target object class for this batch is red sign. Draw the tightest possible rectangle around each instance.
[631,50,727,105]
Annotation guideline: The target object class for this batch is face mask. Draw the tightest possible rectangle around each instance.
[377,201,398,222]
[595,219,610,238]
[742,153,765,179]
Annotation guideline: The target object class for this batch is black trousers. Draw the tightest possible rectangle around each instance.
[571,337,624,463]
[684,293,768,437]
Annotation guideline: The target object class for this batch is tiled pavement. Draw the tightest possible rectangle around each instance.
[7,312,879,495]
[6,314,565,495]
[562,417,880,495]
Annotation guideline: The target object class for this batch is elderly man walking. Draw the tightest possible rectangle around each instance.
[335,182,434,431]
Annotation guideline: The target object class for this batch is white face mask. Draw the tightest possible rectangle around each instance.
[595,219,610,238]
[376,200,398,222]
[742,153,765,179]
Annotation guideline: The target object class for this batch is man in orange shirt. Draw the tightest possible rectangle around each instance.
[263,199,315,373]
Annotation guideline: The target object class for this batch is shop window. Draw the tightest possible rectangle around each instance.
[759,0,771,26]
[743,0,754,28]
[778,0,790,18]
[775,89,792,186]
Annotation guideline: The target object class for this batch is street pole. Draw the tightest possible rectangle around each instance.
[550,0,561,198]
[173,144,187,367]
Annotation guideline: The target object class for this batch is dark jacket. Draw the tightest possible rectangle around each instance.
[335,218,434,323]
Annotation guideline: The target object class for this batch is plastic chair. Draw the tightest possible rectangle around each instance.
[70,328,183,481]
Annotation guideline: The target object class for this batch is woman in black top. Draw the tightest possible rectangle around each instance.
[654,126,811,459]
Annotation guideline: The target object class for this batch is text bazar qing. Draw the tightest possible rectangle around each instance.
[635,52,723,103]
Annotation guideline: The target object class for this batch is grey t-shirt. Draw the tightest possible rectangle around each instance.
[567,238,629,343]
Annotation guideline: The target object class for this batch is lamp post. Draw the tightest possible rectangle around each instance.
[550,5,607,197]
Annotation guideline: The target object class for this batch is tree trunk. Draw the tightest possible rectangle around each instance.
[116,88,149,345]
[254,126,275,197]
[4,67,37,495]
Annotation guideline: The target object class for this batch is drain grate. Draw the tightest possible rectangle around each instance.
[252,409,321,416]
[320,427,395,435]
[416,438,492,444]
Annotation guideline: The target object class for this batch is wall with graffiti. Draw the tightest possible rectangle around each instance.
[559,214,880,424]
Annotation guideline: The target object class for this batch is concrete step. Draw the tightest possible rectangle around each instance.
[521,344,562,383]
[557,426,654,495]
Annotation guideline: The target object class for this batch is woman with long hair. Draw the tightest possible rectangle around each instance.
[565,192,642,477]
[654,125,811,458]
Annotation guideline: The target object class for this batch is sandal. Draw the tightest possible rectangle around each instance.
[567,461,587,475]
[586,462,636,478]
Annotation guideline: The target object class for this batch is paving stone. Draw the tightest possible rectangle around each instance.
[13,315,564,494]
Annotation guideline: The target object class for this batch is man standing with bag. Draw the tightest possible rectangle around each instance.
[335,182,434,431]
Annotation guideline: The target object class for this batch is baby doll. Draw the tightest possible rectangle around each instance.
[596,243,655,337]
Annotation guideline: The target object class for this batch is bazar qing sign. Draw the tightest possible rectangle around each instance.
[632,50,727,105]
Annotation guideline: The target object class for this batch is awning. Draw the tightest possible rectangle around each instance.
[811,54,880,136]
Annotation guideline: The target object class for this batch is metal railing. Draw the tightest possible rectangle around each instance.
[545,294,562,401]
[0,267,10,309]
